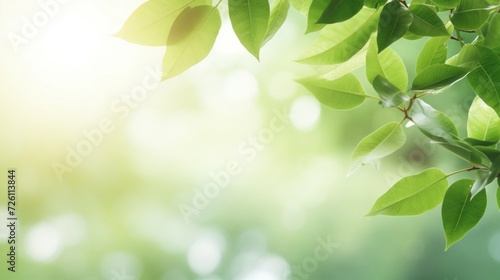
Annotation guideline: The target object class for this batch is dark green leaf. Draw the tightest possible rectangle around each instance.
[412,64,470,92]
[467,96,500,143]
[229,0,270,59]
[451,0,497,30]
[468,46,500,117]
[431,0,460,9]
[365,0,387,8]
[316,0,364,24]
[377,1,413,52]
[349,122,406,175]
[297,74,367,110]
[471,163,500,197]
[373,75,410,107]
[367,168,448,216]
[438,139,488,166]
[442,179,486,250]
[409,99,459,141]
[263,0,290,44]
[416,36,449,74]
[409,4,449,36]
[464,138,498,147]
[366,33,408,92]
[298,7,379,64]
[162,5,221,79]
[485,13,500,48]
[475,146,500,161]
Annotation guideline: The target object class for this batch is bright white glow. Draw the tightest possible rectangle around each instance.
[41,14,100,68]
[289,96,321,131]
[224,70,259,102]
[234,253,290,280]
[188,231,225,276]
[488,231,500,262]
[52,213,86,246]
[25,223,62,262]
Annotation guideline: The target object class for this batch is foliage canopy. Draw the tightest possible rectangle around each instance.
[117,0,500,250]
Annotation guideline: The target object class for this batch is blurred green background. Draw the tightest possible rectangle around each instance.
[0,0,499,279]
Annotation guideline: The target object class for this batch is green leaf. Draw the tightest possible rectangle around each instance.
[438,139,488,166]
[365,0,387,8]
[298,7,379,64]
[471,163,500,197]
[377,1,413,52]
[315,0,364,24]
[468,46,500,117]
[451,0,497,30]
[497,180,500,211]
[447,44,481,68]
[229,0,270,59]
[297,74,367,110]
[289,0,311,14]
[467,97,500,143]
[367,168,448,216]
[442,179,486,250]
[431,0,460,9]
[475,146,500,161]
[412,64,470,92]
[162,5,221,79]
[349,122,406,175]
[366,33,408,92]
[409,99,459,141]
[167,5,212,45]
[485,13,500,48]
[263,0,290,44]
[416,36,449,74]
[314,44,368,80]
[373,76,410,108]
[464,138,498,147]
[409,4,449,36]
[115,0,201,46]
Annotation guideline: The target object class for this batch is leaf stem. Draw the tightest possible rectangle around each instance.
[445,166,480,178]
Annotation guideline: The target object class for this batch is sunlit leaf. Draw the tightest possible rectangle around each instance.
[377,1,413,52]
[467,97,500,143]
[451,0,497,30]
[162,5,221,79]
[412,64,470,92]
[409,99,458,141]
[298,7,379,64]
[447,44,481,68]
[468,46,500,117]
[409,4,449,36]
[416,36,449,73]
[349,122,406,175]
[442,179,486,250]
[229,0,270,59]
[115,0,203,46]
[367,168,448,216]
[366,34,408,92]
[373,75,410,108]
[263,0,290,44]
[297,74,367,110]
